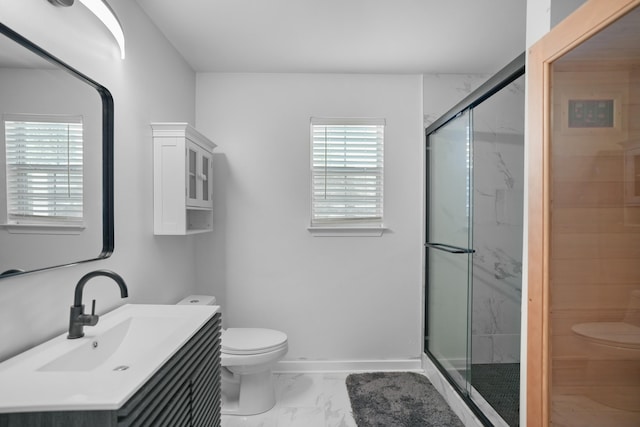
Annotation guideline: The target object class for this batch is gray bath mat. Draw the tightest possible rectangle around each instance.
[346,372,464,427]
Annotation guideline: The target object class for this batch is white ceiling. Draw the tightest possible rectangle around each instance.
[135,0,527,74]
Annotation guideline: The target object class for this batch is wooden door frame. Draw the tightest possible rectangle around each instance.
[526,0,640,425]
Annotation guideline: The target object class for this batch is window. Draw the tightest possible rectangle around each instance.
[310,117,384,235]
[3,115,83,228]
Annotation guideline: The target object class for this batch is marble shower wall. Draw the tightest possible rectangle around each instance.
[471,76,525,364]
[423,74,490,128]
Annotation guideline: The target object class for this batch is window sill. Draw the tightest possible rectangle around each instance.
[307,226,386,237]
[2,223,85,235]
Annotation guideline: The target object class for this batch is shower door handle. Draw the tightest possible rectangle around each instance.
[425,242,475,254]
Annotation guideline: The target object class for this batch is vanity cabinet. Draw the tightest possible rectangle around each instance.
[0,312,222,427]
[152,123,217,235]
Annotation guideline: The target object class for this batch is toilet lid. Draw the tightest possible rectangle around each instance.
[222,328,288,355]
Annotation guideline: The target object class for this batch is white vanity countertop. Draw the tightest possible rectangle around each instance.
[0,303,219,413]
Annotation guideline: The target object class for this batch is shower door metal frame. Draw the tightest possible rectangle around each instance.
[424,52,525,427]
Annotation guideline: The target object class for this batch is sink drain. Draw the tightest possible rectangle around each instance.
[113,365,130,371]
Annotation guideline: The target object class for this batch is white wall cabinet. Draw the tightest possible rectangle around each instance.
[152,123,217,235]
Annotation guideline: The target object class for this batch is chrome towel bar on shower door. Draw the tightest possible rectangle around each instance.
[424,242,475,254]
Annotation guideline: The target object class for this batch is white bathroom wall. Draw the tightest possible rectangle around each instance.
[0,0,198,362]
[194,73,424,365]
[551,0,587,28]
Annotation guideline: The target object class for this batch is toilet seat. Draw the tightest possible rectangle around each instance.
[222,328,288,355]
[572,322,640,350]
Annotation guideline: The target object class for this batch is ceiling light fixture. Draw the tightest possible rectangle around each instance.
[78,0,125,59]
[47,0,125,59]
[48,0,74,6]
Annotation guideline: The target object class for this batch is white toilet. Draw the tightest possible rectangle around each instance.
[571,290,640,411]
[177,295,288,416]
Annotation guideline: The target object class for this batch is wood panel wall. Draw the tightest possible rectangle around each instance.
[548,69,640,425]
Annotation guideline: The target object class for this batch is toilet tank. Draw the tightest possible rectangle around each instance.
[176,295,217,306]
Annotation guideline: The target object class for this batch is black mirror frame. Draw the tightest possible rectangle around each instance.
[0,23,114,278]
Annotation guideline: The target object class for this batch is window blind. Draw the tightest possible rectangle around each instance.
[311,118,384,226]
[4,116,83,223]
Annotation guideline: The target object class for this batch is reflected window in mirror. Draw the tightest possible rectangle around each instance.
[3,114,84,231]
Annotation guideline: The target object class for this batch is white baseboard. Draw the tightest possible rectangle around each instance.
[273,358,423,373]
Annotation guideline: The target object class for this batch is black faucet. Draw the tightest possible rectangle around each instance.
[67,270,128,339]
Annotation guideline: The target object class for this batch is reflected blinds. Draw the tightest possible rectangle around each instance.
[4,115,83,223]
[311,118,384,226]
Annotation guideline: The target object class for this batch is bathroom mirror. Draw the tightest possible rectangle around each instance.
[0,23,114,278]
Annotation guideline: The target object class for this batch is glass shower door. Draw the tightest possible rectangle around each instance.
[425,109,474,392]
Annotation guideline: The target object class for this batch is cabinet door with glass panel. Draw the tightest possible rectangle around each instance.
[186,138,213,209]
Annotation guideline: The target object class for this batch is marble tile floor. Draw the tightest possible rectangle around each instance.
[221,373,357,427]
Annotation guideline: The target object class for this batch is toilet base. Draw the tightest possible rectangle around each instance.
[221,367,276,416]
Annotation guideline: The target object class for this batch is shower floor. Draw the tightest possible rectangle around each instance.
[471,363,520,427]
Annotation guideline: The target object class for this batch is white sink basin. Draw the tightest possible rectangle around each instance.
[0,304,219,413]
[38,315,181,372]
